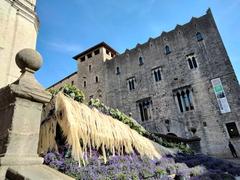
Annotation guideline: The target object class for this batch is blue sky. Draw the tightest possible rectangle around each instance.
[36,0,240,88]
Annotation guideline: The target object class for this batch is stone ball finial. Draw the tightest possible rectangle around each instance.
[16,48,43,72]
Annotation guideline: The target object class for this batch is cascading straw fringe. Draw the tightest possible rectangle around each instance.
[52,93,173,165]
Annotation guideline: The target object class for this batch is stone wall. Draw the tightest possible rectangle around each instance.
[0,0,38,88]
[103,9,240,157]
[48,72,78,90]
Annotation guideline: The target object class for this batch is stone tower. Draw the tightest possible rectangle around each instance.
[0,0,39,88]
[73,42,118,102]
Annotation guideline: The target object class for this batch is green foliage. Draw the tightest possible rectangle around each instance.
[140,169,154,179]
[48,88,59,95]
[49,84,85,103]
[155,168,167,175]
[116,173,127,180]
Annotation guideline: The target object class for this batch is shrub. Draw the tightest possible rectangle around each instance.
[49,84,85,103]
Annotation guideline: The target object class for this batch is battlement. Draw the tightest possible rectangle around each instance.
[73,9,214,66]
[118,8,214,57]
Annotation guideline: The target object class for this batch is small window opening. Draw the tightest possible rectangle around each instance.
[71,81,74,85]
[188,58,193,69]
[152,67,162,82]
[87,53,92,59]
[84,81,86,88]
[106,49,110,55]
[139,56,144,65]
[116,67,120,75]
[165,45,171,55]
[137,98,152,122]
[203,122,207,127]
[80,56,85,62]
[89,65,92,72]
[226,122,240,138]
[192,57,197,68]
[187,55,198,69]
[196,32,203,41]
[96,76,99,83]
[94,49,100,55]
[127,77,136,91]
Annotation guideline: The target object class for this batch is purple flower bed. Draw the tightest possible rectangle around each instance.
[43,147,240,179]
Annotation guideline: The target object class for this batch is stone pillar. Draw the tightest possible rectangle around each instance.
[0,49,50,166]
[0,49,73,179]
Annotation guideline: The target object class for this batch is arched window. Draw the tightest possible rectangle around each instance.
[176,92,183,113]
[187,55,198,69]
[152,67,162,82]
[196,32,203,41]
[192,57,197,68]
[116,67,120,75]
[96,76,99,83]
[188,58,193,69]
[139,56,144,65]
[89,65,92,72]
[181,91,188,111]
[165,45,171,55]
[186,89,194,110]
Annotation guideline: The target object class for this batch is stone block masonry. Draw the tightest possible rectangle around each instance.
[0,0,39,88]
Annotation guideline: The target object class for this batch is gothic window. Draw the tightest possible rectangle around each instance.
[84,81,86,88]
[152,67,162,82]
[165,45,171,55]
[127,77,136,91]
[80,56,85,62]
[187,54,198,69]
[173,87,194,113]
[226,122,240,138]
[96,76,99,83]
[94,49,100,55]
[116,67,120,75]
[139,56,144,65]
[196,32,203,41]
[137,98,152,121]
[89,65,92,72]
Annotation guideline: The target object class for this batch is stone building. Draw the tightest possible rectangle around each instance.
[0,0,39,88]
[48,71,78,90]
[54,9,240,157]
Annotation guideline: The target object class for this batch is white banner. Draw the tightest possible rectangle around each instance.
[211,78,231,114]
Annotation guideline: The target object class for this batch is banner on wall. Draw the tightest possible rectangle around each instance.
[211,78,231,114]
